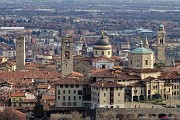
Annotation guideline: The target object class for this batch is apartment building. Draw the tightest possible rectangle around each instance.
[90,80,124,109]
[55,77,84,108]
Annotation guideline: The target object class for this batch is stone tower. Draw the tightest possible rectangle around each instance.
[61,35,73,76]
[16,36,25,71]
[82,42,88,57]
[157,24,166,63]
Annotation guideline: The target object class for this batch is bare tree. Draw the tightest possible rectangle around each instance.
[71,111,83,120]
[171,111,180,120]
[96,110,117,120]
[49,111,90,120]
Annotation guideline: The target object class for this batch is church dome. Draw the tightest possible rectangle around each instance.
[94,35,111,46]
[128,41,155,69]
[93,32,112,58]
[130,41,154,54]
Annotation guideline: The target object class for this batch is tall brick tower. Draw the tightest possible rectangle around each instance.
[157,24,166,63]
[61,35,73,76]
[16,36,25,71]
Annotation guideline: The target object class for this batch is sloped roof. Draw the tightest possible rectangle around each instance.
[94,36,111,46]
[90,80,124,88]
[128,81,145,87]
[92,56,115,62]
[11,92,25,97]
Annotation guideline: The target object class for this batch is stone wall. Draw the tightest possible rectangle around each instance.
[95,108,180,120]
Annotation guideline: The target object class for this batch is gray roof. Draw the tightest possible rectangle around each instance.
[94,36,111,46]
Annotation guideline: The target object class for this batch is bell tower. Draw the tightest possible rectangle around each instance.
[61,35,73,76]
[16,36,25,71]
[157,24,166,63]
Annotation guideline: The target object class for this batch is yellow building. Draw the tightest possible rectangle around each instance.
[128,41,155,69]
[90,80,124,109]
[93,33,112,58]
[11,92,25,107]
[10,92,36,109]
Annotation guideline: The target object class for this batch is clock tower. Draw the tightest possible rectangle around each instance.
[61,35,73,76]
[157,24,166,63]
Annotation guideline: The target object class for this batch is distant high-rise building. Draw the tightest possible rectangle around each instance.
[16,36,25,71]
[61,35,73,76]
[157,24,166,63]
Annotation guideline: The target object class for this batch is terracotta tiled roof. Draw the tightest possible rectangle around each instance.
[110,55,122,61]
[160,71,179,79]
[114,73,141,80]
[113,66,122,69]
[12,109,27,120]
[0,70,62,83]
[128,81,145,87]
[68,71,84,77]
[92,56,115,62]
[37,84,49,89]
[90,80,124,88]
[42,95,55,100]
[122,68,160,73]
[143,76,156,81]
[11,92,25,97]
[91,69,115,78]
[82,57,94,61]
[164,82,173,86]
[54,76,89,85]
[23,99,36,103]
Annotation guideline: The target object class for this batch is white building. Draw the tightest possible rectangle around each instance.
[92,56,115,69]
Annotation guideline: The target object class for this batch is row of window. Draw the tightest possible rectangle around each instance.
[92,87,122,91]
[92,97,99,102]
[167,80,179,83]
[133,89,171,95]
[62,102,77,106]
[59,85,79,88]
[172,91,179,96]
[130,60,149,65]
[132,54,150,55]
[118,80,138,82]
[57,96,82,101]
[95,51,111,55]
[12,98,23,102]
[92,92,121,97]
[92,91,99,96]
[57,90,82,95]
[172,85,179,89]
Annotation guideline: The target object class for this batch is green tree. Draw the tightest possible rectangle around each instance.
[153,93,162,100]
[33,99,44,119]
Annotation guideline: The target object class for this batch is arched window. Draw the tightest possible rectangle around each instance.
[160,38,163,44]
[108,51,110,55]
[102,51,104,55]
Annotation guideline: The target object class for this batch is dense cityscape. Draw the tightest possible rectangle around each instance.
[0,0,179,120]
